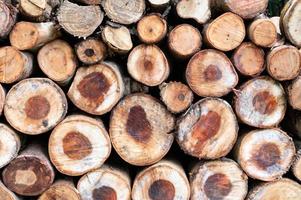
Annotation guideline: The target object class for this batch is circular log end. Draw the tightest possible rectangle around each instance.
[226,0,268,19]
[76,38,107,64]
[249,19,277,47]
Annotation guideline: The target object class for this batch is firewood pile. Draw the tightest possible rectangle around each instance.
[0,0,301,199]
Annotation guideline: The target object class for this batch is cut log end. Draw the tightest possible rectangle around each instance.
[0,181,19,200]
[148,0,169,8]
[288,76,301,110]
[19,0,50,21]
[110,93,174,166]
[0,1,17,38]
[248,19,277,47]
[176,98,238,159]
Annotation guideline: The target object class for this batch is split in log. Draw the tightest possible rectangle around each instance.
[0,46,33,84]
[288,76,301,110]
[0,123,20,168]
[110,93,175,166]
[19,0,55,22]
[4,78,68,135]
[77,165,131,200]
[176,98,238,159]
[0,84,5,115]
[292,141,301,182]
[101,25,133,54]
[132,160,190,200]
[49,115,111,176]
[9,21,61,50]
[38,39,77,85]
[232,42,265,77]
[57,0,103,38]
[246,178,301,200]
[0,181,20,200]
[267,45,301,81]
[0,1,17,38]
[75,38,107,65]
[190,159,248,200]
[186,49,238,97]
[212,0,268,19]
[68,62,124,115]
[101,0,145,25]
[159,82,193,114]
[137,13,167,44]
[168,24,202,59]
[281,0,301,47]
[248,19,277,47]
[176,0,211,24]
[148,0,169,8]
[234,129,295,181]
[39,180,81,200]
[234,76,286,128]
[127,44,169,86]
[2,144,55,196]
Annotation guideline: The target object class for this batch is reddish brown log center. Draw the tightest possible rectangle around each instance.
[62,131,92,160]
[126,105,152,143]
[204,173,232,200]
[24,95,50,120]
[252,91,277,114]
[204,65,222,81]
[143,58,154,71]
[92,186,117,200]
[148,179,175,200]
[252,142,281,170]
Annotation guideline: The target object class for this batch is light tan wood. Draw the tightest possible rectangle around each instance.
[186,49,238,97]
[4,78,68,135]
[190,159,248,200]
[292,142,301,181]
[148,0,169,8]
[248,19,277,47]
[0,1,17,38]
[127,44,169,86]
[58,0,103,38]
[159,82,193,113]
[19,0,55,21]
[288,76,301,110]
[0,46,33,84]
[203,12,245,51]
[234,76,286,128]
[68,62,124,115]
[270,16,286,47]
[168,24,202,59]
[132,160,190,200]
[267,45,301,81]
[0,181,20,200]
[247,178,301,200]
[38,39,77,85]
[9,21,60,50]
[110,93,174,166]
[49,114,111,176]
[137,13,167,44]
[2,144,55,196]
[78,165,131,200]
[232,42,265,77]
[176,0,211,24]
[176,98,238,159]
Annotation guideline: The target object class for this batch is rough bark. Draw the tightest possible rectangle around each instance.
[288,76,301,110]
[292,141,301,181]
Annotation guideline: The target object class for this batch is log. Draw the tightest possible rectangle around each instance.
[2,144,55,196]
[203,12,245,52]
[190,159,248,200]
[0,46,33,84]
[39,180,81,200]
[176,0,211,24]
[292,141,301,181]
[288,76,301,110]
[38,39,77,85]
[0,181,20,200]
[176,98,238,159]
[168,24,202,59]
[4,78,68,135]
[101,24,133,54]
[0,84,5,115]
[267,45,301,81]
[159,81,193,114]
[9,21,61,50]
[281,0,301,47]
[57,0,103,38]
[247,178,301,199]
[19,0,54,21]
[148,0,169,9]
[67,62,124,115]
[0,123,20,168]
[75,38,107,65]
[248,18,277,47]
[270,16,286,47]
[213,0,268,19]
[77,165,131,200]
[124,77,149,95]
[0,1,17,39]
[132,160,190,200]
[137,13,167,44]
[101,0,145,25]
[234,76,286,128]
[234,129,295,181]
[127,44,169,86]
[110,93,174,166]
[186,49,238,97]
[49,114,111,176]
[231,42,265,77]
